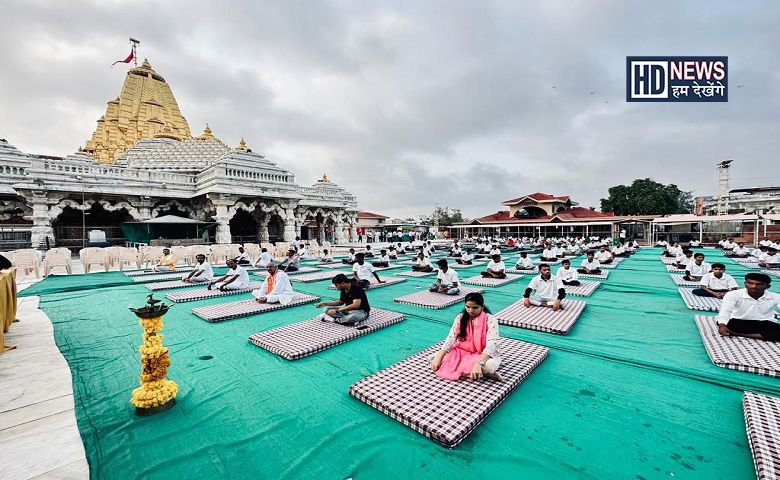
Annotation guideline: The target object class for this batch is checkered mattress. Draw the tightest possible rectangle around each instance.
[164,282,263,303]
[393,287,483,310]
[578,271,609,280]
[253,267,320,276]
[597,259,623,269]
[695,315,780,378]
[131,273,185,283]
[395,270,437,278]
[743,391,780,480]
[248,308,406,360]
[124,267,190,277]
[145,280,203,291]
[348,338,548,448]
[666,264,686,273]
[495,299,586,335]
[669,275,701,287]
[461,274,523,288]
[506,267,537,275]
[289,271,341,283]
[679,288,722,311]
[449,262,485,269]
[562,280,600,297]
[326,276,406,290]
[730,258,762,270]
[660,257,677,265]
[192,293,321,323]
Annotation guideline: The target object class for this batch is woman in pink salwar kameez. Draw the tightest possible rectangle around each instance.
[430,292,502,381]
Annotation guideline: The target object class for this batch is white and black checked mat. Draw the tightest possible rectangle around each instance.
[348,338,548,448]
[253,267,320,276]
[743,391,780,480]
[666,264,686,273]
[495,299,586,335]
[449,262,486,269]
[164,282,263,303]
[248,308,405,360]
[563,280,600,297]
[131,272,185,283]
[124,267,190,277]
[695,315,780,378]
[326,276,406,290]
[731,258,762,270]
[679,288,721,311]
[506,267,537,275]
[289,271,341,283]
[393,287,483,310]
[461,274,523,288]
[578,271,609,280]
[669,275,701,288]
[145,280,205,291]
[597,258,624,269]
[192,293,321,323]
[660,257,677,265]
[395,270,437,278]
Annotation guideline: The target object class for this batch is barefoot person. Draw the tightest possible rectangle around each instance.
[153,248,176,272]
[430,292,502,381]
[254,247,273,268]
[523,264,566,311]
[577,251,602,275]
[412,251,434,272]
[251,262,294,305]
[683,252,711,282]
[429,259,460,295]
[716,272,780,342]
[208,259,249,291]
[456,249,474,265]
[555,259,580,286]
[692,263,738,298]
[514,251,534,270]
[315,273,370,325]
[352,253,385,289]
[182,254,213,283]
[371,249,390,268]
[481,254,507,279]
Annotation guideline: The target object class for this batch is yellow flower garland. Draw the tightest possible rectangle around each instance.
[130,316,178,410]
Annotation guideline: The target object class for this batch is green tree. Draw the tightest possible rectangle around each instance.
[431,206,464,226]
[600,178,692,215]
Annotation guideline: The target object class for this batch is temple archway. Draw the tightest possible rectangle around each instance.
[229,209,258,243]
[53,202,133,248]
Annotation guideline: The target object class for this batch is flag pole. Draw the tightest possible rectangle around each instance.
[129,37,140,67]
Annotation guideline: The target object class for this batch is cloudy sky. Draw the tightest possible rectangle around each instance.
[1,0,778,219]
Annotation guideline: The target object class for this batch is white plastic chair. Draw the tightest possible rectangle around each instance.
[84,249,109,273]
[44,248,72,276]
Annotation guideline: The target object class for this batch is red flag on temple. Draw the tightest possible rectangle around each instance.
[112,49,134,67]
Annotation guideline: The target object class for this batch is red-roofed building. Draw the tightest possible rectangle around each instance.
[452,193,654,242]
[355,211,390,239]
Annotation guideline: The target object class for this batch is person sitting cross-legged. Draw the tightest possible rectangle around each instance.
[315,273,371,325]
[429,259,460,295]
[481,254,506,279]
[577,251,602,275]
[234,247,252,265]
[683,252,711,282]
[540,244,557,262]
[208,259,250,291]
[279,248,301,273]
[319,249,334,263]
[412,252,434,272]
[456,249,474,265]
[388,246,399,260]
[523,264,566,311]
[251,262,294,304]
[595,246,613,265]
[730,242,750,258]
[371,249,390,268]
[716,272,780,342]
[673,249,694,270]
[514,251,534,270]
[759,247,780,269]
[254,247,273,268]
[430,292,502,381]
[555,259,580,286]
[364,245,375,258]
[182,254,213,283]
[154,248,176,272]
[692,263,738,298]
[341,248,356,265]
[352,253,385,289]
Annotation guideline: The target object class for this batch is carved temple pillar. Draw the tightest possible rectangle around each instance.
[257,213,270,243]
[208,194,237,244]
[317,215,326,244]
[28,191,56,248]
[282,207,297,242]
[334,218,346,244]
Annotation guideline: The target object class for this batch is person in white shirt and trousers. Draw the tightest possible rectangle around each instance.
[429,259,460,295]
[716,272,780,342]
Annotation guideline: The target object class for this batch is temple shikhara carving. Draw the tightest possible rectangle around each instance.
[0,59,360,249]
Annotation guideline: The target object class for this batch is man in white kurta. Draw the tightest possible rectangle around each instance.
[252,263,295,305]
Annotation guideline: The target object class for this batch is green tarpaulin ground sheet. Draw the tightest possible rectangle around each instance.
[33,248,779,479]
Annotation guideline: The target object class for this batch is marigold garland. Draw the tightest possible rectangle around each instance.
[130,316,179,410]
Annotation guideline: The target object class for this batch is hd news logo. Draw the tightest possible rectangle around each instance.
[626,56,728,102]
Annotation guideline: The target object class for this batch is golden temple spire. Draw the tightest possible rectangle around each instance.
[237,137,248,150]
[198,124,214,140]
[83,58,191,164]
[320,174,329,183]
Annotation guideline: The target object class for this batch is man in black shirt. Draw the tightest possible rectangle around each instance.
[314,273,370,325]
[0,253,11,270]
